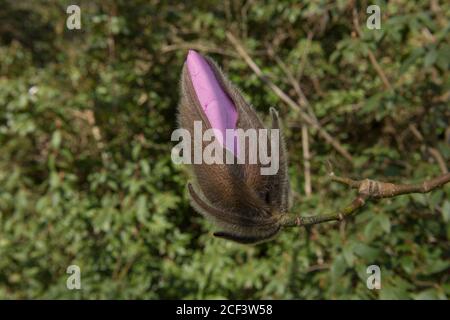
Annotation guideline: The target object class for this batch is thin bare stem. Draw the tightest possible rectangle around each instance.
[329,172,361,189]
[302,125,312,197]
[280,195,368,227]
[409,124,448,174]
[226,31,354,164]
[331,172,450,199]
[428,148,449,174]
[280,172,450,228]
[161,43,237,58]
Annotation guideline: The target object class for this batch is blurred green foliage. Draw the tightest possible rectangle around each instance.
[0,0,449,299]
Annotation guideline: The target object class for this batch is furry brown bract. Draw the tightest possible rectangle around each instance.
[178,55,291,244]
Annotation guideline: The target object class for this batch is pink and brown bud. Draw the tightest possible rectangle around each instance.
[178,50,290,244]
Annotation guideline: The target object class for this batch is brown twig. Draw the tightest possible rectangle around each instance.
[281,194,368,227]
[305,263,330,273]
[408,124,448,174]
[428,148,449,174]
[226,31,354,164]
[329,172,450,199]
[302,125,312,197]
[161,43,237,58]
[280,170,450,228]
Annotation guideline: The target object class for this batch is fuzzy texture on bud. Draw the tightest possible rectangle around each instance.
[178,50,290,244]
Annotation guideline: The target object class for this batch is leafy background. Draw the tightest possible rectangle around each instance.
[0,0,449,299]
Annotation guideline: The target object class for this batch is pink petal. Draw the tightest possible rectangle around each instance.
[186,50,238,154]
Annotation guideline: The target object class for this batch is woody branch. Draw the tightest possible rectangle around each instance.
[280,171,450,228]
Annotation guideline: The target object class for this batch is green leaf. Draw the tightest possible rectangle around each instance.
[136,195,148,223]
[410,193,427,206]
[400,47,424,73]
[424,48,437,67]
[354,243,381,261]
[378,214,391,234]
[414,289,439,300]
[51,130,62,148]
[331,254,347,280]
[380,286,410,300]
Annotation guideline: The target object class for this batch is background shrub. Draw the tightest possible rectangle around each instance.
[0,0,449,299]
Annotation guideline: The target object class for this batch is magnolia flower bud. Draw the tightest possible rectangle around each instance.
[178,50,290,244]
